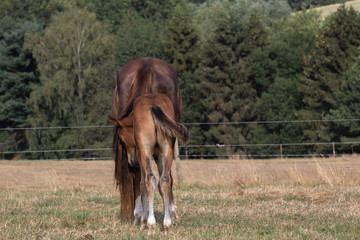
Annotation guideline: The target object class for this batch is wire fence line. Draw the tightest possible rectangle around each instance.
[1,118,360,131]
[0,125,112,131]
[1,141,360,160]
[1,148,112,154]
[1,119,360,160]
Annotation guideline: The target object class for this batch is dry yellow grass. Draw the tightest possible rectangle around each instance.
[313,0,360,19]
[180,156,360,186]
[0,156,359,189]
[1,158,360,239]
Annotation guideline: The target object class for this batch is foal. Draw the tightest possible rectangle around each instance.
[109,93,189,234]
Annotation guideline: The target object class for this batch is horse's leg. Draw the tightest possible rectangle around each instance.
[155,155,165,215]
[158,145,174,233]
[146,155,157,234]
[133,168,142,225]
[140,168,148,231]
[169,172,178,220]
[157,148,177,223]
[139,153,157,234]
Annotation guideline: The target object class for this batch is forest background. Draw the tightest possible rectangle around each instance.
[1,0,360,159]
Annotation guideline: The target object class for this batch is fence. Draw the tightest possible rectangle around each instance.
[1,119,360,160]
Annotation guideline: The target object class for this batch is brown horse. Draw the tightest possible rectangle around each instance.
[111,58,182,221]
[109,93,189,234]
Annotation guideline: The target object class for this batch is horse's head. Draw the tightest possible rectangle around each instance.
[109,116,138,167]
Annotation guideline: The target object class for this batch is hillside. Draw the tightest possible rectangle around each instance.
[314,0,360,19]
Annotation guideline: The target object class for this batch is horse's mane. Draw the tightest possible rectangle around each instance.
[112,127,121,187]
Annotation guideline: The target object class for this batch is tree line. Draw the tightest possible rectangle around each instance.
[1,0,360,159]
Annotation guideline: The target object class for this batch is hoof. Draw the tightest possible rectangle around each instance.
[147,216,156,235]
[164,218,172,234]
[171,204,178,220]
[147,227,155,235]
[140,219,147,231]
[164,225,170,234]
[134,216,141,225]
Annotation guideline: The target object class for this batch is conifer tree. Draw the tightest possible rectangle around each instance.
[162,1,203,150]
[249,10,320,155]
[199,10,268,153]
[163,2,199,73]
[299,5,360,142]
[0,17,40,159]
[322,57,360,153]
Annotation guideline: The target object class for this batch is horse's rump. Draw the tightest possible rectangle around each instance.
[114,58,182,121]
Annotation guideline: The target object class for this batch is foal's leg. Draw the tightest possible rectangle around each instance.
[156,156,176,219]
[140,169,148,231]
[133,168,142,225]
[158,146,174,233]
[140,154,157,234]
[155,155,165,214]
[169,173,178,220]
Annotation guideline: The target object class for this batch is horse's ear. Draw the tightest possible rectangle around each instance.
[108,115,128,128]
[108,115,120,127]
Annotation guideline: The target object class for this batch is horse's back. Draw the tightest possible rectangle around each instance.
[113,58,181,121]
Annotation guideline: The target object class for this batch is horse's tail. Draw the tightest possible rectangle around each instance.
[112,126,135,221]
[150,105,190,145]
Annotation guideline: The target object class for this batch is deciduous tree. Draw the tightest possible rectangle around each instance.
[25,8,116,159]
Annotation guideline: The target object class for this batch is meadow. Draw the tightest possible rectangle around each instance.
[0,157,360,239]
[315,0,360,19]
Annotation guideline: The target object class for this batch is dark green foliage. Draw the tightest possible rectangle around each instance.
[115,16,167,67]
[249,10,320,153]
[1,0,360,159]
[322,57,360,152]
[0,17,41,158]
[163,2,199,73]
[128,0,178,19]
[0,0,64,24]
[81,0,133,31]
[83,0,179,32]
[199,10,268,153]
[299,6,360,143]
[162,1,204,152]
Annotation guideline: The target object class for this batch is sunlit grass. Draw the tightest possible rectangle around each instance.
[1,185,360,239]
[0,158,360,239]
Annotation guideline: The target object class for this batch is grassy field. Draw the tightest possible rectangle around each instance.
[313,0,360,19]
[1,157,360,239]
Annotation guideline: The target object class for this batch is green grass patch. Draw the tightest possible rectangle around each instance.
[0,185,360,239]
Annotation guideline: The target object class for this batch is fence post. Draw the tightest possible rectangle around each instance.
[280,144,283,159]
[174,138,183,184]
[332,142,336,158]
